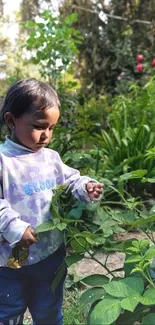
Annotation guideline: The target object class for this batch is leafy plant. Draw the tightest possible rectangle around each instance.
[25,11,83,84]
[78,236,155,325]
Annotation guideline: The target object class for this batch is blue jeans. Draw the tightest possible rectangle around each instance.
[0,244,67,325]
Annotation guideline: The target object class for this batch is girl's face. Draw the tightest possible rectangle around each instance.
[5,106,60,151]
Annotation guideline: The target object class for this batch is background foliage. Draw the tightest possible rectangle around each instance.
[1,0,155,324]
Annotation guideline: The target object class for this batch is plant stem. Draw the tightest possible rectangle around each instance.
[146,267,155,288]
[142,271,155,288]
[142,229,155,244]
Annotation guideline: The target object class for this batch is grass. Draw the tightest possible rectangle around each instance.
[63,289,87,325]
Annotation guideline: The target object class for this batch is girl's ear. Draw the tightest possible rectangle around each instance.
[4,112,15,130]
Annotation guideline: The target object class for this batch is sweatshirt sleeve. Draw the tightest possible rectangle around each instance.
[55,152,99,203]
[0,193,30,247]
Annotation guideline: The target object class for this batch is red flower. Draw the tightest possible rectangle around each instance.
[136,63,143,72]
[136,54,144,63]
[152,59,155,67]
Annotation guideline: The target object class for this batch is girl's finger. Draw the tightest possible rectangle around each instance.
[28,233,38,243]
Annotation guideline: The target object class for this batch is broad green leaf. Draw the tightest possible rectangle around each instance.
[125,255,142,263]
[80,287,105,306]
[71,238,90,253]
[35,220,55,233]
[140,288,155,305]
[56,222,67,231]
[65,253,84,267]
[126,247,140,253]
[103,281,134,298]
[104,277,144,298]
[123,277,144,294]
[89,297,121,325]
[144,245,155,259]
[121,293,140,312]
[67,206,83,220]
[81,274,109,286]
[142,313,155,324]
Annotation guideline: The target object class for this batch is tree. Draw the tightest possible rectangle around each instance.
[0,0,4,15]
[20,0,55,21]
[25,11,83,85]
[59,0,155,95]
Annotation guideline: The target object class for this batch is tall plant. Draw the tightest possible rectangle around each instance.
[25,11,83,85]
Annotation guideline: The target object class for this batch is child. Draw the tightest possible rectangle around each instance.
[0,78,103,325]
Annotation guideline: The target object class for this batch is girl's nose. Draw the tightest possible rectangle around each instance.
[41,129,49,139]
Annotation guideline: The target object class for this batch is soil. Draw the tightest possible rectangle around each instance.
[24,230,149,323]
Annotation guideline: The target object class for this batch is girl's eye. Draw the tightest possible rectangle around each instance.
[33,125,55,131]
[33,125,43,130]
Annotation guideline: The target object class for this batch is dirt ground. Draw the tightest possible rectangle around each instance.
[24,230,149,322]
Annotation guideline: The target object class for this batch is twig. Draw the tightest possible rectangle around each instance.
[74,235,116,278]
[72,4,152,25]
[142,229,155,244]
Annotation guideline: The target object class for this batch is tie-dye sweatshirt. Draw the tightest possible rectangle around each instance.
[0,137,96,267]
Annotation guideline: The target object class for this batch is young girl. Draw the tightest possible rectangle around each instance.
[0,78,103,325]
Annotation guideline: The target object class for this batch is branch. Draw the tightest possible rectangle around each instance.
[71,4,152,25]
[74,235,116,278]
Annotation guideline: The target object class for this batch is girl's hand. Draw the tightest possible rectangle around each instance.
[86,182,104,201]
[18,226,38,248]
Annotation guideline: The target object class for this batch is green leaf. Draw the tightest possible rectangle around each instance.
[131,215,155,228]
[66,205,83,220]
[144,245,155,259]
[89,297,121,325]
[120,170,147,181]
[133,239,150,251]
[65,253,84,267]
[56,222,67,231]
[140,288,155,305]
[103,277,144,298]
[103,282,132,298]
[81,274,109,286]
[121,293,140,312]
[126,247,140,253]
[131,267,142,274]
[71,238,90,253]
[51,205,61,219]
[126,240,150,253]
[35,220,55,233]
[80,287,105,306]
[125,255,142,263]
[142,177,155,183]
[142,313,155,324]
[123,277,144,294]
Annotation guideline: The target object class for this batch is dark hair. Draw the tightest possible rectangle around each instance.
[0,78,60,134]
